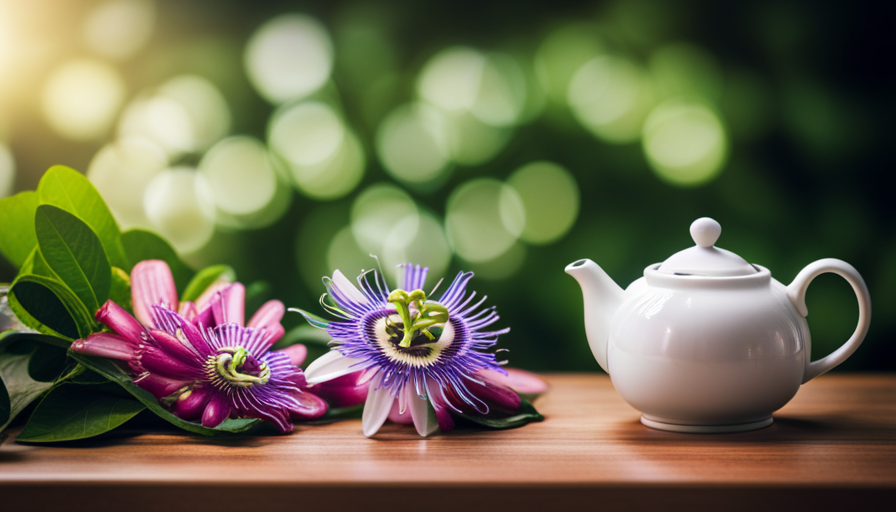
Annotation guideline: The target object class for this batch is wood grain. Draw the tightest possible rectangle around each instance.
[1,373,894,511]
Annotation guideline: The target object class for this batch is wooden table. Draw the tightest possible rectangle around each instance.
[1,374,894,511]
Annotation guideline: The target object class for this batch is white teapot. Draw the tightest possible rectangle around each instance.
[566,217,871,433]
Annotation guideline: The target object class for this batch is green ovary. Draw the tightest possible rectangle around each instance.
[387,288,450,348]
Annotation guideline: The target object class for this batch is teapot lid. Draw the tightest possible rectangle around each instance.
[657,218,758,277]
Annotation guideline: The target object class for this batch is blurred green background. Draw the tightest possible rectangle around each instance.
[1,0,893,371]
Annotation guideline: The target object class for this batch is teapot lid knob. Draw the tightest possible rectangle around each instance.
[690,217,721,248]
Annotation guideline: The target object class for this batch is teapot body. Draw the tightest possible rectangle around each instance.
[607,264,809,432]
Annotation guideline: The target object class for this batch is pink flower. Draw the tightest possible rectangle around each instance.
[72,260,326,432]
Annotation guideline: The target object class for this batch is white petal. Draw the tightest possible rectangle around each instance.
[409,389,439,437]
[303,350,365,385]
[333,269,370,305]
[362,373,394,437]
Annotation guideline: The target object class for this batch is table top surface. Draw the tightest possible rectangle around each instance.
[2,372,894,490]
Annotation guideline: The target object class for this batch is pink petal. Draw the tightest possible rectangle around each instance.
[71,332,135,361]
[310,370,369,407]
[150,329,202,365]
[171,386,212,421]
[464,374,521,414]
[131,260,179,327]
[133,373,190,399]
[201,393,231,428]
[212,283,245,327]
[194,279,231,312]
[94,300,147,345]
[247,300,285,330]
[264,323,285,346]
[286,390,328,420]
[478,367,548,397]
[140,346,201,380]
[277,344,307,367]
[178,301,198,322]
[426,381,456,432]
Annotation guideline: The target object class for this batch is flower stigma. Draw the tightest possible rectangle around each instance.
[386,288,449,348]
[207,346,271,388]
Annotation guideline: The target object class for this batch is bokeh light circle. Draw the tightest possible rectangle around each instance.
[535,23,604,104]
[350,183,419,254]
[143,167,216,253]
[0,142,14,198]
[507,161,580,244]
[418,47,485,112]
[118,94,195,158]
[568,56,653,143]
[269,101,344,167]
[444,111,511,166]
[649,43,723,103]
[376,103,451,187]
[83,0,156,61]
[42,59,126,140]
[445,179,525,263]
[87,138,167,229]
[285,129,365,200]
[157,75,231,152]
[199,137,277,216]
[382,211,452,286]
[244,14,333,104]
[642,100,728,187]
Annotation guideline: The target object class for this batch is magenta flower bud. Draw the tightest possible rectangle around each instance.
[71,332,136,361]
[95,300,147,345]
[286,390,328,421]
[131,260,179,326]
[149,329,202,365]
[247,300,285,331]
[201,393,232,428]
[134,373,190,399]
[212,283,245,326]
[172,386,212,421]
[311,371,369,408]
[265,322,285,346]
[140,346,201,380]
[459,375,521,415]
[478,368,547,397]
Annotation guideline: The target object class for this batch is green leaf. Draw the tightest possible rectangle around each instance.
[0,338,57,433]
[69,351,259,436]
[19,247,61,279]
[289,307,331,330]
[455,397,544,430]
[278,324,332,348]
[0,191,38,267]
[121,230,193,293]
[109,267,132,313]
[27,342,70,382]
[8,274,94,340]
[16,383,145,442]
[37,165,129,269]
[0,377,10,426]
[181,264,235,303]
[35,205,111,314]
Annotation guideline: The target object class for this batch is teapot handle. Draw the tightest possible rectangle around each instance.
[786,258,872,384]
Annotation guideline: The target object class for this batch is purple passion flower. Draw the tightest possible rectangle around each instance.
[293,263,540,437]
[72,260,326,432]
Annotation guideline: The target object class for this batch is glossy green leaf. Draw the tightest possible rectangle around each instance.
[455,397,544,430]
[16,383,145,442]
[69,351,259,436]
[35,205,111,314]
[109,267,132,313]
[27,342,70,382]
[0,338,57,433]
[121,229,193,293]
[0,376,9,426]
[37,165,129,269]
[8,274,94,340]
[19,247,60,279]
[278,324,331,348]
[0,191,38,267]
[181,264,235,303]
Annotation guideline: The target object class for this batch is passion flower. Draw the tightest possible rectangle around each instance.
[294,263,544,437]
[72,260,326,432]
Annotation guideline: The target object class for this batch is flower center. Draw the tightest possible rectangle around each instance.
[386,288,449,348]
[207,347,270,388]
[374,315,455,368]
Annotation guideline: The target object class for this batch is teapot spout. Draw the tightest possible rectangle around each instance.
[565,259,626,374]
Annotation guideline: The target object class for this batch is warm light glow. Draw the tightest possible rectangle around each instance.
[285,130,365,200]
[568,56,653,143]
[443,111,511,166]
[143,168,216,253]
[0,142,14,198]
[445,179,525,263]
[382,211,451,285]
[244,14,333,104]
[87,138,167,229]
[83,0,156,61]
[268,101,344,167]
[643,100,728,187]
[42,59,126,140]
[376,103,451,187]
[118,94,195,158]
[507,162,580,244]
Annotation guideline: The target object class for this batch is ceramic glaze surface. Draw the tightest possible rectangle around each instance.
[565,217,872,433]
